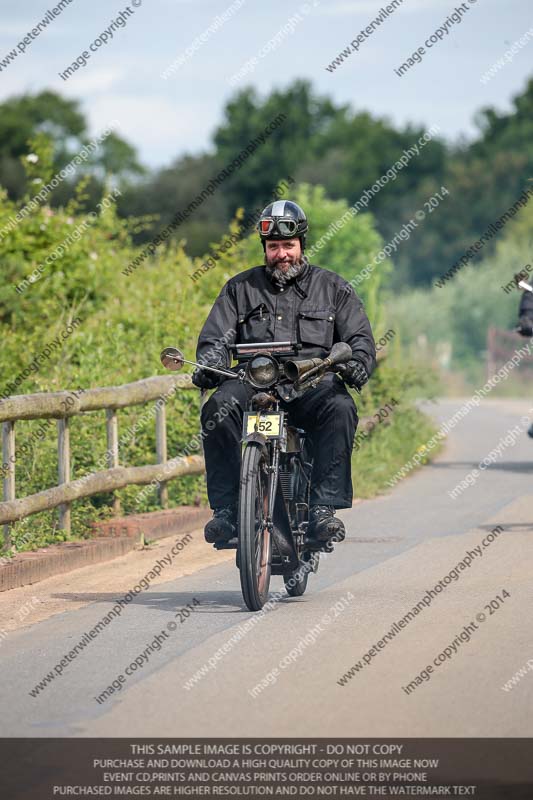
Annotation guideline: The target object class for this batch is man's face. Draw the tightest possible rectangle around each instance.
[264,238,302,270]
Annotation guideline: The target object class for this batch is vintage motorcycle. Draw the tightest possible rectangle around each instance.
[160,340,352,611]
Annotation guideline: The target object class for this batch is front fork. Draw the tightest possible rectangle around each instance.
[265,440,280,534]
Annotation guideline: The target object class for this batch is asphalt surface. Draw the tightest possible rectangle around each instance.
[2,398,533,737]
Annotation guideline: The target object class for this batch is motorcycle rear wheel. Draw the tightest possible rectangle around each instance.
[283,450,313,597]
[238,443,272,611]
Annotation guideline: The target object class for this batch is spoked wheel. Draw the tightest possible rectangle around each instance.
[239,443,272,611]
[283,449,315,598]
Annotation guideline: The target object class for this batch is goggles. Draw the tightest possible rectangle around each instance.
[258,217,299,238]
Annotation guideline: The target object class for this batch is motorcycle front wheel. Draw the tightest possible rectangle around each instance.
[238,443,272,611]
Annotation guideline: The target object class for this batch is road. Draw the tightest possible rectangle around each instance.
[2,398,533,737]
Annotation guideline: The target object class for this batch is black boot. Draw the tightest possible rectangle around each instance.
[204,505,238,544]
[306,505,345,545]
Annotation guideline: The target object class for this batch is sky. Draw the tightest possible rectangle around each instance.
[0,0,532,169]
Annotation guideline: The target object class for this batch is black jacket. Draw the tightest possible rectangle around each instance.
[519,289,533,321]
[196,261,376,376]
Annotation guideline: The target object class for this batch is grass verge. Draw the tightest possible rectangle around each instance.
[353,406,442,498]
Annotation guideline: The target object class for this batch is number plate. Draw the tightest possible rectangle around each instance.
[244,413,282,438]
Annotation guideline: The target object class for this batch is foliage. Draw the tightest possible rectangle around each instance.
[0,141,212,551]
[122,74,533,284]
[0,90,143,202]
[118,151,228,254]
[3,78,533,289]
[387,197,533,383]
[213,80,340,211]
[0,90,85,163]
[172,74,533,285]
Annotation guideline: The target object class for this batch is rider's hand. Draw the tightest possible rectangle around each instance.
[192,352,229,390]
[336,359,369,390]
[192,367,221,390]
[518,316,533,336]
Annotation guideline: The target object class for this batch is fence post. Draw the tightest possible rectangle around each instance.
[155,402,168,508]
[2,421,15,550]
[57,418,71,534]
[105,409,121,516]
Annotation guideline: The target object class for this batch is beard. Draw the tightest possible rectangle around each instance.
[265,254,308,288]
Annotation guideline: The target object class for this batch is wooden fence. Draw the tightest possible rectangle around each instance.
[1,344,393,550]
[0,374,205,548]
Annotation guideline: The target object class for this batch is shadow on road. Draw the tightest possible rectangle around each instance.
[477,521,533,533]
[428,460,533,474]
[50,590,273,614]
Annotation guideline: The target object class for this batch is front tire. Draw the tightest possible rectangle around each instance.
[239,443,272,611]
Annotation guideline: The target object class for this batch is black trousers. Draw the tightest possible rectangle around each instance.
[200,373,358,510]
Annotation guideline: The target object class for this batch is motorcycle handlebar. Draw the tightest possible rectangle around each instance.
[161,343,354,390]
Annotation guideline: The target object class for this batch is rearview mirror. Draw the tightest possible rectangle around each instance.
[160,347,184,371]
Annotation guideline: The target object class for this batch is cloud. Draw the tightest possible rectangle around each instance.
[58,67,126,95]
[0,21,68,39]
[318,0,449,15]
[84,94,213,166]
[0,23,35,37]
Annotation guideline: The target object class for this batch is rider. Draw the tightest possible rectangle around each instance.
[517,283,533,336]
[192,200,376,547]
[517,280,533,438]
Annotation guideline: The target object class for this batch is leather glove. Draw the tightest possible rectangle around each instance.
[336,359,369,390]
[191,352,229,390]
[518,316,533,336]
[192,367,221,390]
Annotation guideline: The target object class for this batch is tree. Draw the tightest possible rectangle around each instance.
[399,77,533,286]
[0,91,143,199]
[212,80,447,284]
[213,80,341,211]
[472,78,533,165]
[118,152,228,253]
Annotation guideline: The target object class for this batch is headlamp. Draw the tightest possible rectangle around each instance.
[245,354,280,388]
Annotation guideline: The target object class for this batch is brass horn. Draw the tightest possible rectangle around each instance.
[284,343,353,385]
[324,342,353,367]
[284,357,323,383]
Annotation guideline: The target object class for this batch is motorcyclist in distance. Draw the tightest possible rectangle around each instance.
[517,275,533,437]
